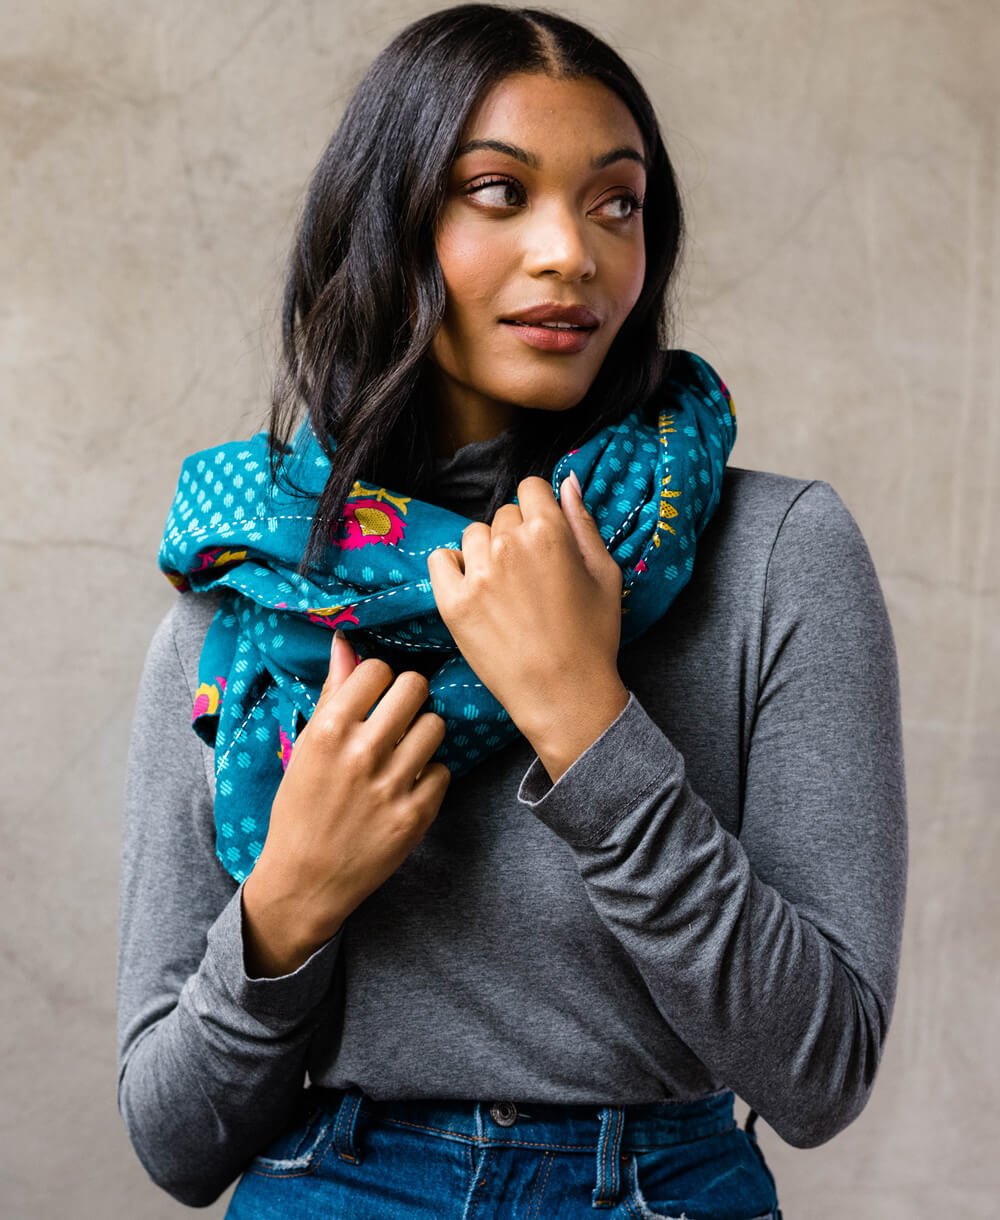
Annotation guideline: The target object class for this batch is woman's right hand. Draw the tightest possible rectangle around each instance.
[240,630,451,977]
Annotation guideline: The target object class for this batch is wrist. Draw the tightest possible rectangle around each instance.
[241,861,343,979]
[525,675,630,786]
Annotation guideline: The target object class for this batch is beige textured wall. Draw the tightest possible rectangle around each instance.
[3,2,997,1216]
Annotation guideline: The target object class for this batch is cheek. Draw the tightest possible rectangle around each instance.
[591,243,645,363]
[619,237,646,312]
[436,220,512,314]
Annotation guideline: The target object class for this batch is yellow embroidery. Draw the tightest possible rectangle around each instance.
[209,548,247,567]
[655,411,681,539]
[193,682,221,716]
[347,481,411,514]
[352,506,395,538]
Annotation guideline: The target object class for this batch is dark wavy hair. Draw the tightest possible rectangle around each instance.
[270,3,686,571]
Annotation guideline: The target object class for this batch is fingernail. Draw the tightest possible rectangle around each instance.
[568,470,582,496]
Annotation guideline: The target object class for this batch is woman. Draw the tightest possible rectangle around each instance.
[117,6,907,1218]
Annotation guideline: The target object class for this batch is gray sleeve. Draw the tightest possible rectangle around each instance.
[516,480,908,1149]
[116,601,344,1208]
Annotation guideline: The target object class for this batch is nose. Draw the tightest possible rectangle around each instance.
[521,201,597,282]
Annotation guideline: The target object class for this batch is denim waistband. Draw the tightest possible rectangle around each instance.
[304,1086,737,1153]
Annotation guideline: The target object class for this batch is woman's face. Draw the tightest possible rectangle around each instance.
[427,71,648,455]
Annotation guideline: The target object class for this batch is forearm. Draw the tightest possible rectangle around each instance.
[118,877,344,1207]
[518,691,905,1148]
[117,601,343,1205]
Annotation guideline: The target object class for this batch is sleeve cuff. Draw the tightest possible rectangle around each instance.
[202,883,343,1027]
[516,691,681,846]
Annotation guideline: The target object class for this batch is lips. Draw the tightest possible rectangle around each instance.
[500,303,600,330]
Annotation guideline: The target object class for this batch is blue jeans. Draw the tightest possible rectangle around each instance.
[225,1086,782,1219]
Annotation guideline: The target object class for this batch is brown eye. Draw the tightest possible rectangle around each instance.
[466,176,525,207]
[595,192,644,221]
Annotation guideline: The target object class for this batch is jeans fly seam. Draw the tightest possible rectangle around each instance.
[466,1148,491,1220]
[528,1152,555,1220]
[312,1119,341,1172]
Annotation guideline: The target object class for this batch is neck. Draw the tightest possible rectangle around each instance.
[426,371,518,459]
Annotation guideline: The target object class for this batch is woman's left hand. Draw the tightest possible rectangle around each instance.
[427,473,628,754]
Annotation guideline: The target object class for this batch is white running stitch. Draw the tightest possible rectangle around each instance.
[209,577,431,616]
[165,515,464,559]
[217,686,270,771]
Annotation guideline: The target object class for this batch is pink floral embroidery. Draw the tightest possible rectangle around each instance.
[192,676,227,721]
[306,607,359,632]
[192,547,248,572]
[333,486,410,552]
[278,728,293,771]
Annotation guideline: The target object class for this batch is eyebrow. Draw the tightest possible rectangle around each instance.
[454,138,647,172]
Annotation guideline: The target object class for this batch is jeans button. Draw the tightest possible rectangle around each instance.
[489,1101,518,1127]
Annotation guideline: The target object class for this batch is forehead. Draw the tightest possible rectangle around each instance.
[459,72,645,160]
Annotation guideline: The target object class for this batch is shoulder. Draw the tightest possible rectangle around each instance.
[717,470,891,653]
[687,468,887,644]
[147,591,226,698]
[715,466,846,529]
[734,471,879,595]
[694,467,818,586]
[710,467,868,570]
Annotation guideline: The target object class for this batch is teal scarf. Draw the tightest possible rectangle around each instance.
[159,349,735,883]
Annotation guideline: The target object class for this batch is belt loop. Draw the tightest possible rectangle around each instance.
[591,1105,625,1208]
[331,1085,368,1165]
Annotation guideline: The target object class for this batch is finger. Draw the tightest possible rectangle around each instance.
[562,471,599,529]
[388,708,447,787]
[457,519,491,571]
[317,630,356,702]
[488,501,524,536]
[427,543,464,596]
[362,669,437,764]
[559,471,611,564]
[298,632,368,753]
[411,759,452,820]
[558,469,582,506]
[513,474,562,522]
[315,636,396,726]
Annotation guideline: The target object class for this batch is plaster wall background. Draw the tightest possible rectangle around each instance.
[2,2,997,1216]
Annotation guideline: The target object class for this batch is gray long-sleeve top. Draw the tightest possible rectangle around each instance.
[117,445,907,1209]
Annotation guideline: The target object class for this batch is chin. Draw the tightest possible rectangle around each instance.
[502,375,595,413]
